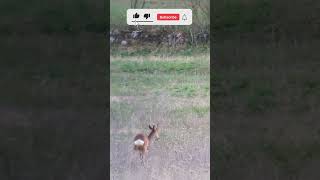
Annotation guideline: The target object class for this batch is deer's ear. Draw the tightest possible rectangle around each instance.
[149,125,153,129]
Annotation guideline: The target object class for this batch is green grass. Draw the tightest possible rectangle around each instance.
[111,55,209,97]
[110,54,210,139]
[111,45,210,57]
[110,1,128,26]
[214,141,320,177]
[213,0,320,38]
[168,83,209,97]
[112,61,202,74]
[213,0,272,32]
[262,142,320,174]
[172,106,210,118]
[0,33,106,108]
[110,53,210,179]
[246,86,276,112]
[213,38,320,179]
[0,0,105,34]
[111,69,209,97]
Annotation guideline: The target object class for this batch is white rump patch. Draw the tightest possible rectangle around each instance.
[134,139,144,146]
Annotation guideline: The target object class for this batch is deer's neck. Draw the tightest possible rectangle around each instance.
[148,131,155,141]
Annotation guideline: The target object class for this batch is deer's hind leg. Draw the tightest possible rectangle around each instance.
[140,152,143,161]
[140,152,145,165]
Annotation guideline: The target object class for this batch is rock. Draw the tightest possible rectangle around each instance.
[131,30,142,39]
[110,36,115,44]
[113,29,120,35]
[121,40,128,46]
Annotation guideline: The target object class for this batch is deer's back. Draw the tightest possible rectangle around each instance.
[134,133,147,141]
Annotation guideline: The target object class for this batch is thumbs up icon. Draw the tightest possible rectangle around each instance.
[133,13,140,18]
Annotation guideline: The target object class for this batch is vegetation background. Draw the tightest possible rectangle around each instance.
[0,0,106,179]
[213,0,320,179]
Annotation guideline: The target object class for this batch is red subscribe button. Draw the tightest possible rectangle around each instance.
[157,14,180,20]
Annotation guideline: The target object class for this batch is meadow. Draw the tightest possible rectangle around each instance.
[0,33,107,179]
[0,0,108,178]
[213,39,320,179]
[110,54,210,179]
[109,1,210,179]
[108,1,319,179]
[212,1,320,179]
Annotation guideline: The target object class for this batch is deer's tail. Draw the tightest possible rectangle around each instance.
[133,139,144,150]
[134,139,144,146]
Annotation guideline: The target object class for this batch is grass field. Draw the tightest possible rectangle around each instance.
[110,54,210,179]
[213,39,320,179]
[0,33,107,179]
[110,1,210,178]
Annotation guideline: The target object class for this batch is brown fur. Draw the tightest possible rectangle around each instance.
[133,124,160,163]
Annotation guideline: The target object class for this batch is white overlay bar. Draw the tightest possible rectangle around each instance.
[127,9,192,26]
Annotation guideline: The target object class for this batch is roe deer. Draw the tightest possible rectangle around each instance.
[133,124,160,164]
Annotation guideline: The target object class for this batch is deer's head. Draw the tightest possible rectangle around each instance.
[149,123,160,141]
